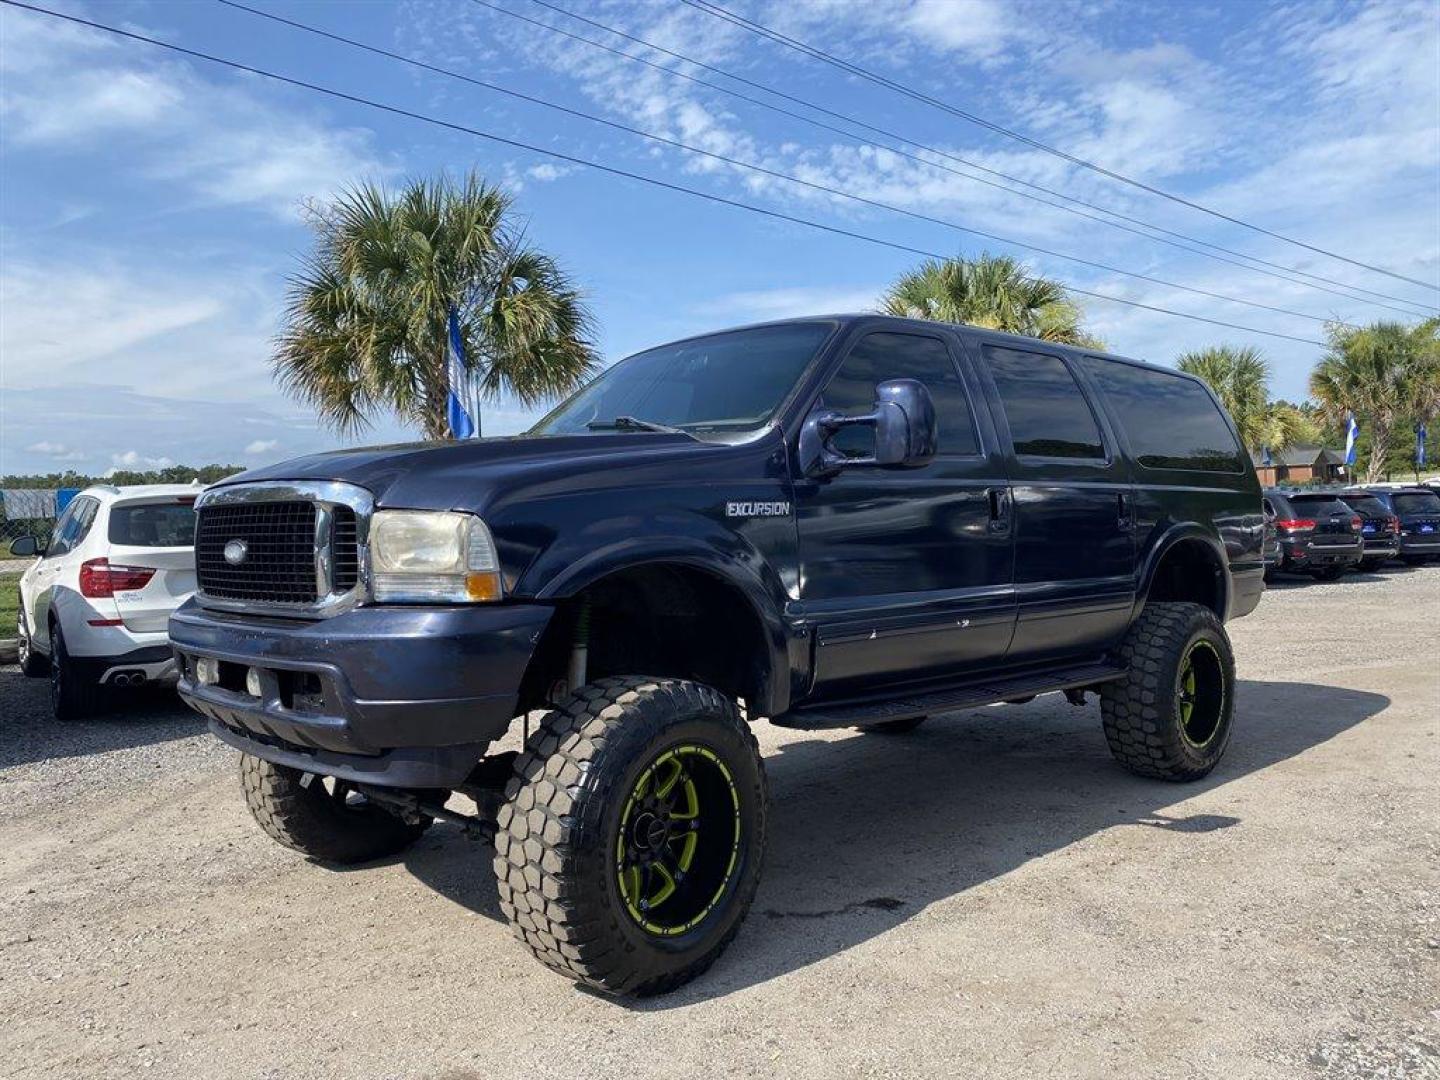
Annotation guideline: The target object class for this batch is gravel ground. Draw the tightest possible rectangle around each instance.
[1,568,1437,1079]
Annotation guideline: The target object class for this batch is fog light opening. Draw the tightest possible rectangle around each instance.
[245,667,263,698]
[196,657,220,686]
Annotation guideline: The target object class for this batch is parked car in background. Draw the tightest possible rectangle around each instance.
[1361,486,1440,564]
[1336,489,1401,570]
[11,484,199,719]
[1262,489,1363,579]
[1261,502,1280,579]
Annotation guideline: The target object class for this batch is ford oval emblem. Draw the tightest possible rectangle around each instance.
[223,538,249,565]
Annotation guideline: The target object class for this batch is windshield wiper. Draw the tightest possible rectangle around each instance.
[586,415,688,435]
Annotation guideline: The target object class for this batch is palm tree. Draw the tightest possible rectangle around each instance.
[881,253,1102,347]
[275,172,598,440]
[1309,319,1440,483]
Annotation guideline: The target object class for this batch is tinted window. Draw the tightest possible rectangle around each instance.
[45,500,84,557]
[985,346,1104,459]
[1288,494,1353,517]
[109,503,196,547]
[532,322,834,437]
[1340,494,1389,516]
[1393,491,1440,515]
[822,332,978,457]
[1081,358,1244,472]
[71,498,99,546]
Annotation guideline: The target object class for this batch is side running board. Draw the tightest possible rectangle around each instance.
[770,662,1127,731]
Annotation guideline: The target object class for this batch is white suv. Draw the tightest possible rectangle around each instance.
[12,484,200,719]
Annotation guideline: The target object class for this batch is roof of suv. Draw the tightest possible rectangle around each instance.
[81,483,206,503]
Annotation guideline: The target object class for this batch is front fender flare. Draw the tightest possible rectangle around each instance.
[531,536,794,716]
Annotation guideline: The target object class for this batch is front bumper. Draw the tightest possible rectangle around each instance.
[169,599,552,788]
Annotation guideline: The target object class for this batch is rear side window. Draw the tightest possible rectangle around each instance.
[1081,358,1244,473]
[823,332,979,457]
[984,346,1105,459]
[109,503,196,547]
[1288,494,1353,517]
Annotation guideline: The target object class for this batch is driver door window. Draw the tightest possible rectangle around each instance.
[821,332,979,458]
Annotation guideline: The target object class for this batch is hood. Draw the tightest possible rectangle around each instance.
[216,432,732,512]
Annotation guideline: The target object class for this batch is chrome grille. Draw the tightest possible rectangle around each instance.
[196,501,319,603]
[193,481,372,617]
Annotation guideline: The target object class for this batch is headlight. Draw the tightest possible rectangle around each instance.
[369,510,502,603]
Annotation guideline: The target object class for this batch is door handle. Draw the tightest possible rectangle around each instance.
[986,487,1011,532]
[1117,492,1134,531]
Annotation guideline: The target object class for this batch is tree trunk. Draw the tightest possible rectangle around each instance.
[1364,420,1391,484]
[423,358,450,442]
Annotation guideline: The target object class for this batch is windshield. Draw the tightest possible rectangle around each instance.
[1393,491,1440,515]
[531,322,834,437]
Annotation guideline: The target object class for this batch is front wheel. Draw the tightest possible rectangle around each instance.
[17,606,49,678]
[495,677,767,997]
[1100,602,1235,781]
[239,754,433,864]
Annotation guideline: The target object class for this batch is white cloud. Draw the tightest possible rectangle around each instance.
[107,450,175,473]
[0,5,392,219]
[526,163,574,183]
[243,439,279,455]
[25,440,87,462]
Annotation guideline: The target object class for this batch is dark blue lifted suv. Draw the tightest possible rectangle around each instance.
[171,315,1264,995]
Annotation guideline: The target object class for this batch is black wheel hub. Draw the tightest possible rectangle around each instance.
[616,744,741,936]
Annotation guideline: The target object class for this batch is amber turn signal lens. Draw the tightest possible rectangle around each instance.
[465,571,502,602]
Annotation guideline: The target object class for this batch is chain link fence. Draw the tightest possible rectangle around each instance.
[1,489,61,558]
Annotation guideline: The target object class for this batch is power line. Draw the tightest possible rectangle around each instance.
[682,0,1439,295]
[495,0,1436,318]
[217,0,1351,330]
[0,0,1330,348]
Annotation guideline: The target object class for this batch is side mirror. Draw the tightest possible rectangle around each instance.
[799,378,938,477]
[9,535,39,558]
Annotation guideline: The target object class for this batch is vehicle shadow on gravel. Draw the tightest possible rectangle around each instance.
[405,676,1386,1007]
[0,666,200,770]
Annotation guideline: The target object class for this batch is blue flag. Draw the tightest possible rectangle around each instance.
[1419,423,1429,467]
[1344,414,1359,466]
[446,307,476,440]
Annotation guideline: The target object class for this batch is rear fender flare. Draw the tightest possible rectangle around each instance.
[1136,525,1231,620]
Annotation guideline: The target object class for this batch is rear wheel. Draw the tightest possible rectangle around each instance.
[49,623,103,721]
[1100,602,1235,781]
[1358,557,1386,572]
[1311,565,1345,581]
[238,754,433,864]
[495,676,767,996]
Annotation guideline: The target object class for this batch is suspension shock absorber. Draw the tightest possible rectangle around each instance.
[567,597,591,693]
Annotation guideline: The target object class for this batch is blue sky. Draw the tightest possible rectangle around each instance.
[2,0,1437,476]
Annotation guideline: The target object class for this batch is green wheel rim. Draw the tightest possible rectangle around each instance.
[615,745,742,937]
[1176,639,1225,749]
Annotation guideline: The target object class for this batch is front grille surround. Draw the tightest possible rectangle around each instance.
[194,480,374,618]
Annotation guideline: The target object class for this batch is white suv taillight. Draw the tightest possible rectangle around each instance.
[78,557,156,598]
